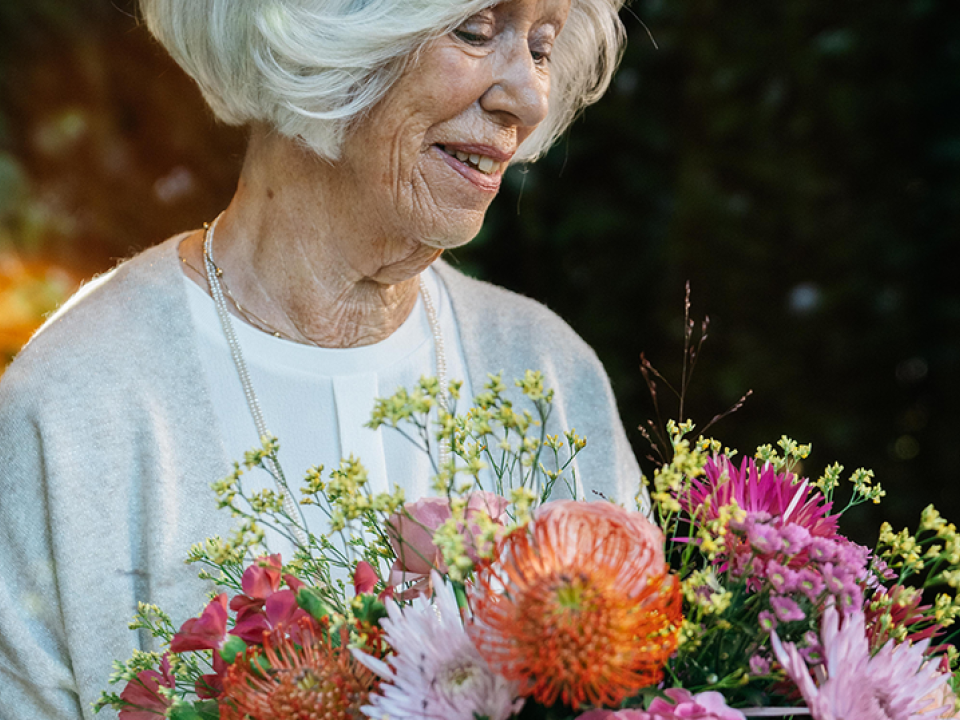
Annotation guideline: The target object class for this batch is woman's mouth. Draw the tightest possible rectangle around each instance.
[438,145,504,175]
[433,144,509,193]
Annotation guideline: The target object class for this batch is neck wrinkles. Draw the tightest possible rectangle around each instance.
[202,130,441,348]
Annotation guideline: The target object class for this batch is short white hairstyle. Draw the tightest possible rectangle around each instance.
[140,0,625,162]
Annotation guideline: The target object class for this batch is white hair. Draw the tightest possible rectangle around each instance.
[140,0,625,162]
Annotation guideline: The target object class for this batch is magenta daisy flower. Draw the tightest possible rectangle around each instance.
[682,456,838,539]
[353,571,522,720]
[771,604,950,720]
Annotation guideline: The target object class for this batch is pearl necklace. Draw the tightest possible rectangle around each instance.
[202,214,450,549]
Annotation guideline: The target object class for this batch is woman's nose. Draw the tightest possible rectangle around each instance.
[480,43,551,129]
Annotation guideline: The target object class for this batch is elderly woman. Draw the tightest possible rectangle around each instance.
[0,0,639,716]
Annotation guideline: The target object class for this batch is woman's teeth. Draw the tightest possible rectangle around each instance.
[443,147,502,175]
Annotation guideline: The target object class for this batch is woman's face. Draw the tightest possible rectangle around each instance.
[336,0,571,254]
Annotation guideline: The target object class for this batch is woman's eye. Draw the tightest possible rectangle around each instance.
[454,28,491,45]
[530,47,552,65]
[530,40,554,65]
[453,12,494,46]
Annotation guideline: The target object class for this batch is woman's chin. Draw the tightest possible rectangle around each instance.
[418,217,487,251]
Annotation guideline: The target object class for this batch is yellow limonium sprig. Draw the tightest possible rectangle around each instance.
[697,500,744,562]
[433,519,472,583]
[651,420,708,520]
[876,505,960,621]
[755,436,812,475]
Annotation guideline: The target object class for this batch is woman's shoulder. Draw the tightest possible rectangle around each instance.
[0,236,189,409]
[433,259,604,370]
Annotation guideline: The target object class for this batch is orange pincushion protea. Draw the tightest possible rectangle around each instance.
[220,620,375,720]
[468,500,682,710]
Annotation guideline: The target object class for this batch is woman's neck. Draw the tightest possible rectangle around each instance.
[180,130,442,348]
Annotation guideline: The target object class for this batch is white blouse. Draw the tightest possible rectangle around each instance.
[184,266,473,560]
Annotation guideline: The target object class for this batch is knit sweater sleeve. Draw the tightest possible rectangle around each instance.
[0,238,232,720]
[0,359,88,719]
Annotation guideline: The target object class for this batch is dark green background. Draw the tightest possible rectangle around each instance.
[2,0,958,543]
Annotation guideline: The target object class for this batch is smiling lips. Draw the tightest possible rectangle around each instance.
[436,143,512,192]
[440,145,505,174]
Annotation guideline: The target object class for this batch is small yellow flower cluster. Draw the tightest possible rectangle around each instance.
[211,462,243,509]
[879,522,929,574]
[366,378,439,429]
[815,462,843,496]
[434,516,473,582]
[187,535,247,568]
[470,508,504,561]
[242,434,281,466]
[697,501,744,562]
[652,420,707,516]
[934,593,960,627]
[516,369,555,403]
[867,586,925,642]
[812,460,884,507]
[322,456,406,532]
[921,505,952,534]
[187,535,247,567]
[246,487,286,516]
[754,436,810,473]
[850,468,885,505]
[299,465,326,502]
[108,649,164,683]
[877,506,960,634]
[510,486,538,526]
[682,569,733,615]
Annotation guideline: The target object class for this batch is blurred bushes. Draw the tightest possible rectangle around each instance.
[1,0,958,538]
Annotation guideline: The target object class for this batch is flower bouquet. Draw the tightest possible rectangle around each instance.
[97,362,960,720]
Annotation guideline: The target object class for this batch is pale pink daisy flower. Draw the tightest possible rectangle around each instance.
[771,605,950,720]
[353,571,522,720]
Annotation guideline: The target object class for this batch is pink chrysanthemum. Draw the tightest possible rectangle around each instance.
[771,604,950,720]
[353,571,522,720]
[683,456,838,539]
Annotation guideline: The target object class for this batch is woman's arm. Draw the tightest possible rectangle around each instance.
[0,379,88,720]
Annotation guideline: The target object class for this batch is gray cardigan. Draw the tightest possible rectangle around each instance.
[0,237,641,719]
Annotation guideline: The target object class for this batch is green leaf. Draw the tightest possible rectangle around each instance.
[219,635,247,664]
[297,586,334,622]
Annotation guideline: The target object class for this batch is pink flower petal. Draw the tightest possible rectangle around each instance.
[354,560,379,595]
[170,594,228,653]
[118,654,174,719]
[240,554,282,599]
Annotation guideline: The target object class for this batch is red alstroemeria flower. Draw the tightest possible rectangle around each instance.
[225,555,313,645]
[195,651,229,700]
[229,554,283,617]
[243,554,283,597]
[231,588,315,645]
[170,594,228,653]
[118,653,175,720]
